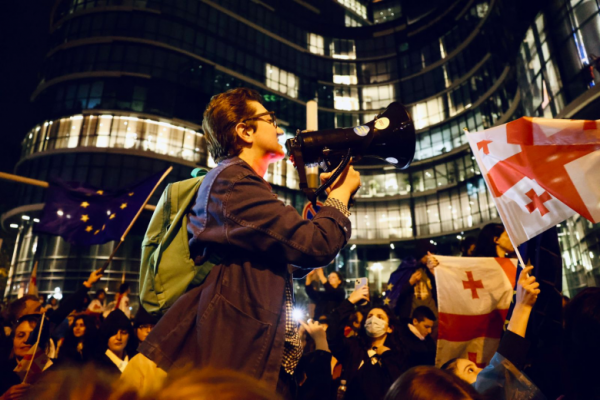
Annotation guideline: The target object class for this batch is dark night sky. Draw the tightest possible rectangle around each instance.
[0,2,54,212]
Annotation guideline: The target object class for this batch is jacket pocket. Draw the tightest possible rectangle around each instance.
[198,294,272,377]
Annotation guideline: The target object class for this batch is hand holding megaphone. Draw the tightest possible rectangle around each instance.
[319,163,361,202]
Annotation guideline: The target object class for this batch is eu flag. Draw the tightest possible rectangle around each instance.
[34,169,170,245]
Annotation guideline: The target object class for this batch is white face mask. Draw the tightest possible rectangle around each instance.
[364,316,388,338]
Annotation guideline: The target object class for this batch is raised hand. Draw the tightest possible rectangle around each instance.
[348,285,370,305]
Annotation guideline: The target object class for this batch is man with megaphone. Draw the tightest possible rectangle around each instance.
[138,88,360,399]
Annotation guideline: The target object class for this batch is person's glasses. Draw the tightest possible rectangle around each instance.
[243,111,277,129]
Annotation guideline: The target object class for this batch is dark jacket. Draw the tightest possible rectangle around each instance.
[139,157,351,390]
[393,266,437,320]
[327,299,409,392]
[397,321,436,367]
[297,350,337,400]
[305,281,346,320]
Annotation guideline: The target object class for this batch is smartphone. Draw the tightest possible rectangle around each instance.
[354,277,369,306]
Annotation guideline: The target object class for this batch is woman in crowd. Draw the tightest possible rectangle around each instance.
[57,314,97,365]
[305,268,346,320]
[327,285,408,400]
[0,314,51,400]
[474,223,515,258]
[441,265,545,400]
[95,309,133,377]
[127,306,159,357]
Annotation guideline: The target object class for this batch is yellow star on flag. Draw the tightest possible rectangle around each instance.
[120,203,127,209]
[383,298,391,306]
[96,190,104,195]
[94,230,100,235]
[81,202,90,208]
[102,224,106,231]
[85,226,93,232]
[109,213,116,219]
[128,192,134,196]
[80,215,89,222]
[387,283,394,291]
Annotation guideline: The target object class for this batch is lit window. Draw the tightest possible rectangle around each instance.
[307,33,324,55]
[330,39,356,60]
[334,87,359,111]
[333,62,358,85]
[265,64,299,98]
[345,13,363,27]
[362,84,394,110]
[337,0,367,19]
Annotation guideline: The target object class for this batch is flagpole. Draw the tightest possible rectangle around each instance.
[463,127,528,271]
[23,312,46,384]
[0,172,157,211]
[99,166,173,273]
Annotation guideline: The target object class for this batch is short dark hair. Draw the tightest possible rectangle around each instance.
[118,283,130,294]
[412,306,436,322]
[95,289,106,298]
[202,88,264,162]
[385,366,485,400]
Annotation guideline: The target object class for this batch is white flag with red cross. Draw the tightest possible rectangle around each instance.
[466,117,600,247]
[435,255,517,368]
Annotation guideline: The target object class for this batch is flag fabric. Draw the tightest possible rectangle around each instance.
[435,255,517,368]
[465,117,600,247]
[34,169,169,246]
[27,262,38,296]
[14,346,51,383]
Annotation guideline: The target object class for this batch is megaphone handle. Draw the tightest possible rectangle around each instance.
[313,148,352,199]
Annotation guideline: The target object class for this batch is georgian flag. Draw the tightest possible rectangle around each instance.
[466,117,600,246]
[435,256,517,368]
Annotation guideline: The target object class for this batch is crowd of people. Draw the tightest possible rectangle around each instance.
[0,88,598,400]
[0,223,598,400]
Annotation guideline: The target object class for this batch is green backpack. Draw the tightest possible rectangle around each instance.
[139,170,219,316]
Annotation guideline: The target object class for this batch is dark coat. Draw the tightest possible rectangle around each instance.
[139,157,351,390]
[397,321,436,367]
[305,281,346,320]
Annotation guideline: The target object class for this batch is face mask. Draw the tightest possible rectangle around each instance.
[364,316,388,338]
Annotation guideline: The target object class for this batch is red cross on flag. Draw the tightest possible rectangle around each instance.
[466,117,600,247]
[435,255,517,368]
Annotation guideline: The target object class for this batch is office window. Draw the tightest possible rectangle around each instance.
[333,62,358,85]
[337,0,367,19]
[334,87,359,111]
[307,33,324,55]
[362,84,394,110]
[330,39,356,60]
[265,64,299,98]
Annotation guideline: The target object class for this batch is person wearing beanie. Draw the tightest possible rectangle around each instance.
[95,309,132,376]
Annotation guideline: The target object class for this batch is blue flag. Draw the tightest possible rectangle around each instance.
[34,169,170,245]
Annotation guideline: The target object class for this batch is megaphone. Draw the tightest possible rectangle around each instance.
[286,102,416,206]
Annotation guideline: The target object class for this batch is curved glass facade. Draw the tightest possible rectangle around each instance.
[7,0,599,301]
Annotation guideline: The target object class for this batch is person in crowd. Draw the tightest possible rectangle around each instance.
[296,319,337,400]
[46,297,59,312]
[562,287,600,400]
[127,306,159,357]
[138,87,360,398]
[442,265,545,399]
[327,285,408,400]
[460,237,477,257]
[114,283,131,319]
[305,267,346,320]
[95,309,133,377]
[391,241,439,322]
[385,366,486,400]
[344,310,363,337]
[473,223,515,258]
[56,314,97,365]
[0,314,52,400]
[398,306,437,367]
